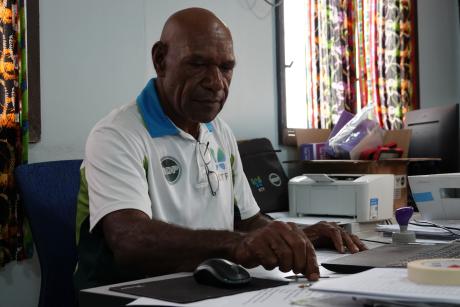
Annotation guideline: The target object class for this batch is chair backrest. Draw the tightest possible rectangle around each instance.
[15,159,83,307]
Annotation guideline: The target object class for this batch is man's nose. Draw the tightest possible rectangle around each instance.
[203,66,224,92]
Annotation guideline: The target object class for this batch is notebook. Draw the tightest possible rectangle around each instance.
[321,241,460,274]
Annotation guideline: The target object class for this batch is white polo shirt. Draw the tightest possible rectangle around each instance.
[80,78,260,233]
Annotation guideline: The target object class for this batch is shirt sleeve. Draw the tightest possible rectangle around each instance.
[85,125,152,231]
[226,132,260,220]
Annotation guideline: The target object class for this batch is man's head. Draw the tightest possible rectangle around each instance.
[152,8,235,135]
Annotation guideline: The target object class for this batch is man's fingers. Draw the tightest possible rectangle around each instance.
[237,221,322,276]
[328,224,360,253]
[303,221,368,254]
[304,239,319,281]
[288,222,319,280]
[250,238,280,270]
[266,233,294,272]
[350,233,368,251]
[284,223,307,274]
[244,223,296,271]
[321,222,363,253]
[340,229,360,253]
[334,227,367,253]
[237,232,278,270]
[326,225,346,253]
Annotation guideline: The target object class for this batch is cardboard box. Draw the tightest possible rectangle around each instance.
[296,129,331,147]
[299,143,327,160]
[295,128,412,159]
[291,128,436,210]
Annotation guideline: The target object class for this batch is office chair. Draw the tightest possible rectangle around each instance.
[15,159,83,307]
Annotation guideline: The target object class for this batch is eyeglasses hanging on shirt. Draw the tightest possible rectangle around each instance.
[198,141,220,196]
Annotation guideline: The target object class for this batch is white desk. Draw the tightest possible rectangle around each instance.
[79,241,386,307]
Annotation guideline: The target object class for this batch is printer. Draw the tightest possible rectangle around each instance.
[288,174,394,222]
[408,173,460,220]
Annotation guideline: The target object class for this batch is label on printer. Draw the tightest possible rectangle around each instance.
[369,198,378,219]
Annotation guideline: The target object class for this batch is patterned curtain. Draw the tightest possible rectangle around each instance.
[374,0,418,129]
[0,0,30,267]
[305,0,418,129]
[306,0,356,129]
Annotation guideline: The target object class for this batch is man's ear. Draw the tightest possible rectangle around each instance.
[152,41,168,77]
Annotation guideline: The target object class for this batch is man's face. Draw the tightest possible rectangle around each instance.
[160,27,235,125]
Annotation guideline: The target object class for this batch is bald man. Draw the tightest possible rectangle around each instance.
[74,8,366,290]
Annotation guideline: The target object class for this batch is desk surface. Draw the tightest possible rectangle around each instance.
[79,238,386,307]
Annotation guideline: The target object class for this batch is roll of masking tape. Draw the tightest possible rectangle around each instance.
[408,259,460,286]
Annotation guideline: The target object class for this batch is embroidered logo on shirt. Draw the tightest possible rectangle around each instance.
[210,147,226,171]
[161,156,181,184]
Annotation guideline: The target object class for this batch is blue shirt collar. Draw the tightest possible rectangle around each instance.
[137,78,214,138]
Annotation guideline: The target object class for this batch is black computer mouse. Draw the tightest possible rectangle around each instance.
[193,258,252,288]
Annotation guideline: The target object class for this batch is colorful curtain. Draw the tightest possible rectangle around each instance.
[0,0,30,267]
[305,0,418,129]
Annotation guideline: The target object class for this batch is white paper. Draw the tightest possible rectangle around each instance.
[310,268,460,305]
[128,283,354,307]
[376,223,456,237]
[127,297,179,306]
[266,211,356,226]
[429,220,460,228]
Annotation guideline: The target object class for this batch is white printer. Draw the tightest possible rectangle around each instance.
[288,174,394,222]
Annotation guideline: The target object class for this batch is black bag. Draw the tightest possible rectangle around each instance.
[237,138,289,213]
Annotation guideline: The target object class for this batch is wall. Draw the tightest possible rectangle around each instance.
[28,0,282,163]
[417,0,460,107]
[28,0,147,162]
[1,1,280,306]
[1,1,460,307]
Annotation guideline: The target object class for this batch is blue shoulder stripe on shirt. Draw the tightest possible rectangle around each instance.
[136,78,215,137]
[205,122,214,132]
[136,78,179,138]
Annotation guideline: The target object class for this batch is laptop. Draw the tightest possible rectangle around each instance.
[321,241,460,274]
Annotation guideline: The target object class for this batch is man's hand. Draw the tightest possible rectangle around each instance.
[232,221,319,281]
[303,221,367,253]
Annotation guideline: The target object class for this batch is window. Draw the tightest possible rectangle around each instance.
[276,0,419,146]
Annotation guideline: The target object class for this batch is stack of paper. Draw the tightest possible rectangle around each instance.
[267,211,356,225]
[310,268,460,305]
[375,223,457,239]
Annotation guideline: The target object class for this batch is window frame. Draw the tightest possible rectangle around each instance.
[26,0,41,143]
[275,4,297,146]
